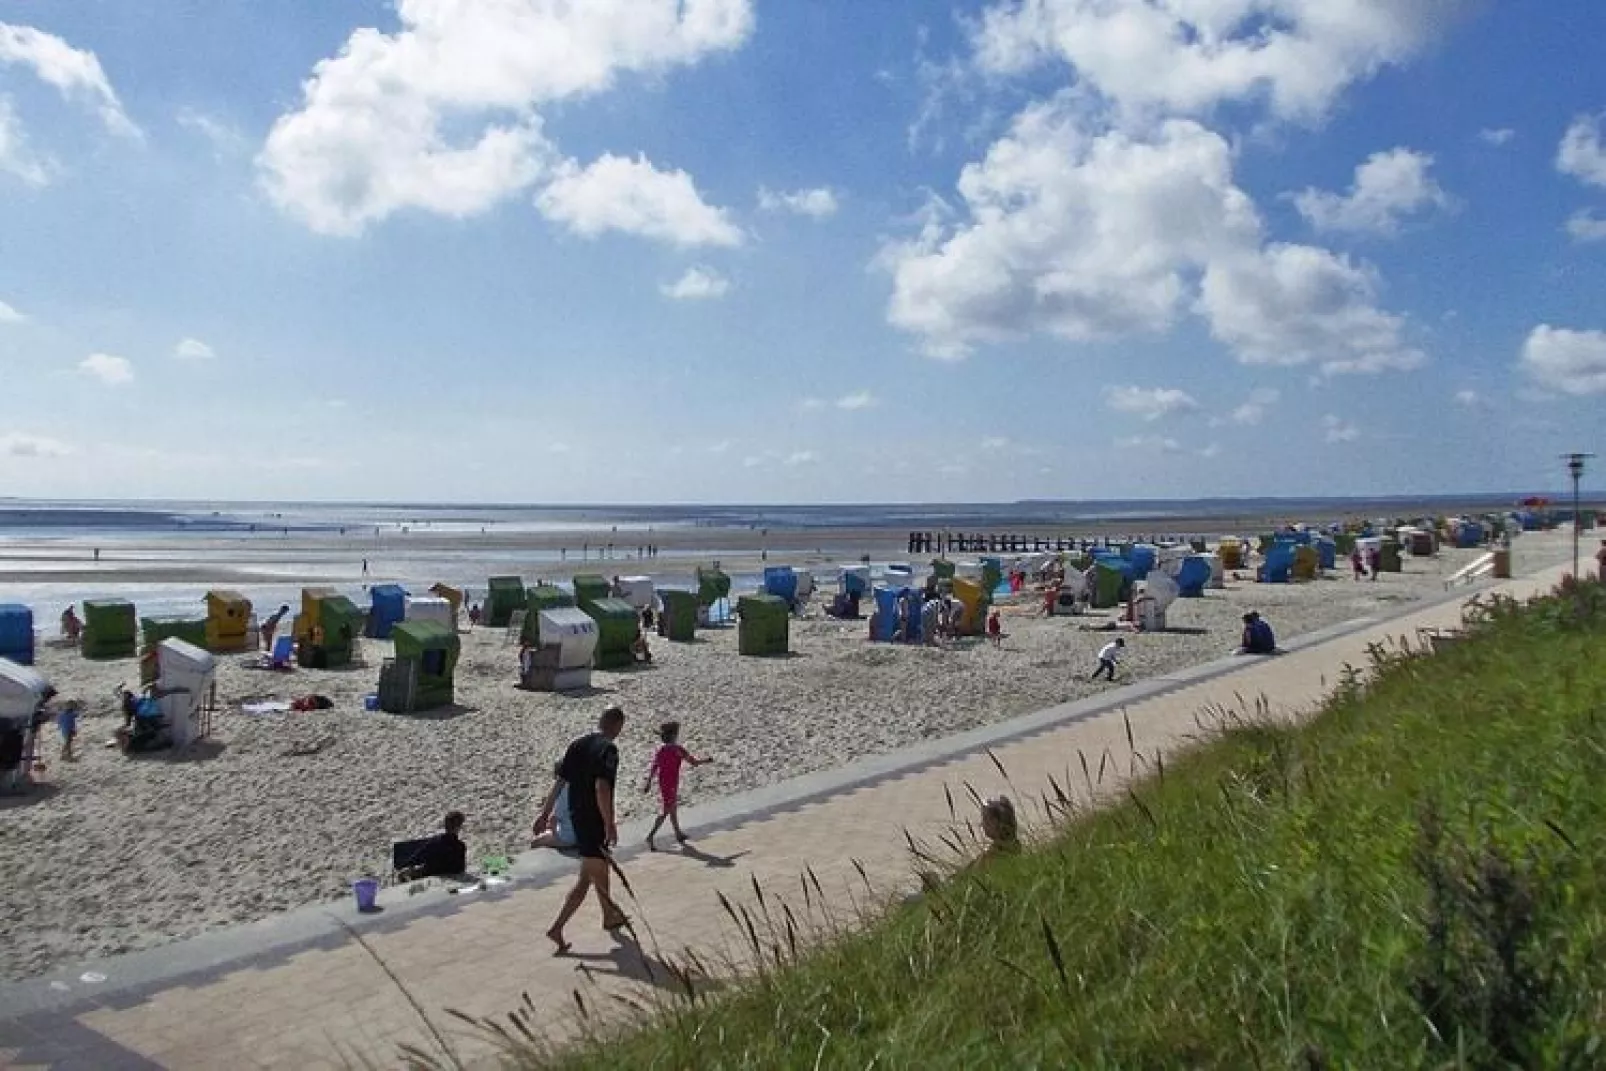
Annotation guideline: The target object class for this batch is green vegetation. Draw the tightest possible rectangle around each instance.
[457,579,1606,1069]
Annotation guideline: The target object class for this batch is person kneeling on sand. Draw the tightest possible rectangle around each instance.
[397,811,468,881]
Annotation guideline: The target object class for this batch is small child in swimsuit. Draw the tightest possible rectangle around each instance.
[643,720,712,850]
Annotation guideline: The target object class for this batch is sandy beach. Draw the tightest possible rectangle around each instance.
[0,528,1566,982]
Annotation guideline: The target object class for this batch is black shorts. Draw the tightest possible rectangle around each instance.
[572,817,607,859]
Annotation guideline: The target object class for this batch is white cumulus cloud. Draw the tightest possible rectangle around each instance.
[883,108,1259,359]
[1198,243,1424,376]
[1115,434,1183,454]
[882,95,1421,375]
[1520,325,1606,397]
[801,391,878,413]
[173,338,216,360]
[757,186,839,218]
[1225,387,1280,425]
[0,431,72,458]
[0,21,139,136]
[1565,209,1606,244]
[1104,385,1199,420]
[835,390,876,410]
[969,0,1466,124]
[537,154,742,247]
[1292,148,1450,236]
[79,352,133,386]
[177,108,247,157]
[1558,113,1606,188]
[0,298,24,323]
[257,0,752,236]
[0,97,52,186]
[1322,414,1360,443]
[660,267,731,300]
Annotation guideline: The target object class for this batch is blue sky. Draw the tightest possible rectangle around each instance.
[0,0,1603,505]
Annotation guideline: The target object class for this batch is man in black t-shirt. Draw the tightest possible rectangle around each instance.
[534,705,628,953]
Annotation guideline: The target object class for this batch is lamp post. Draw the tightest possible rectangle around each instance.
[1562,452,1594,579]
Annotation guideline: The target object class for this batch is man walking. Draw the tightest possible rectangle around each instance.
[535,705,629,953]
[1090,637,1124,681]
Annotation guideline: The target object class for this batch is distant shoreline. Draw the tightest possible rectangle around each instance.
[0,493,1593,539]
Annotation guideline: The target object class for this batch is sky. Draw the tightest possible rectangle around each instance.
[0,0,1603,506]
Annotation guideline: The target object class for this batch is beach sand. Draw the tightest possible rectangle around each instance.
[0,536,1552,980]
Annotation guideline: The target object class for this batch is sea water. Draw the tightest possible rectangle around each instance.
[0,494,1529,632]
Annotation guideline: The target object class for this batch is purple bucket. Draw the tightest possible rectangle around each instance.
[353,877,380,912]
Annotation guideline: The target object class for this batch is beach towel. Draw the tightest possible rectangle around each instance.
[240,701,292,716]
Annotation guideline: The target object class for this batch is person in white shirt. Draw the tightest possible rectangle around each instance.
[920,598,942,646]
[1090,637,1125,681]
[529,762,576,850]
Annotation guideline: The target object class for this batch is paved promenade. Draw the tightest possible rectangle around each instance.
[0,560,1569,1070]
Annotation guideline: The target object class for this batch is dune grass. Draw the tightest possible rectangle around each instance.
[442,577,1606,1069]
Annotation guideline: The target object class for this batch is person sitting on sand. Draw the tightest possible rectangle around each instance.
[530,764,576,849]
[632,631,653,663]
[60,606,82,645]
[1239,611,1277,655]
[397,811,468,881]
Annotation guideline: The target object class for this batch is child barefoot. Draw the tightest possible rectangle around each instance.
[644,720,712,850]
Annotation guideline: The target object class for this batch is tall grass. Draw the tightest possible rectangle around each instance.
[425,578,1606,1068]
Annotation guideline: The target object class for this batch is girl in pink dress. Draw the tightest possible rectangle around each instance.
[643,720,712,850]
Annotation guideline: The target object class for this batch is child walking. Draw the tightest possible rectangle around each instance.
[644,720,712,850]
[57,699,81,762]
